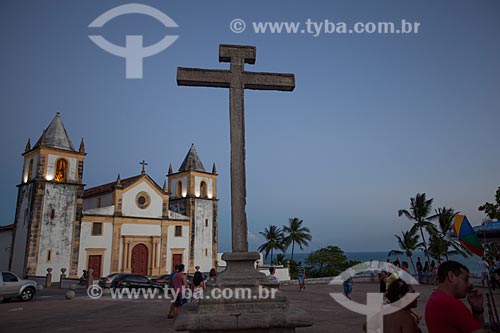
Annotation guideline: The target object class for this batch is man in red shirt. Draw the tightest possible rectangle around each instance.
[425,260,484,333]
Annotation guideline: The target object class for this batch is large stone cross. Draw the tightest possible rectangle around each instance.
[177,45,295,252]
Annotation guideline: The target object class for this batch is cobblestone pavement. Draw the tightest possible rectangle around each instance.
[1,282,499,332]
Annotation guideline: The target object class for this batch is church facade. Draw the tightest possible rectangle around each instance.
[3,113,218,281]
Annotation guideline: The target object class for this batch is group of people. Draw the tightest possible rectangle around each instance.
[415,257,440,284]
[166,265,217,319]
[479,256,500,290]
[367,260,486,333]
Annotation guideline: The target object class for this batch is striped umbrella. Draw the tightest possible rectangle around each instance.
[453,214,484,257]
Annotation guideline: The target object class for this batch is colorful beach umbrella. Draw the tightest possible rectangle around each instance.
[453,214,484,257]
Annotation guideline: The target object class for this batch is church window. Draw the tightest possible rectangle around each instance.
[50,209,55,219]
[54,159,68,182]
[176,182,182,198]
[205,249,208,256]
[135,191,151,209]
[47,250,52,262]
[205,219,208,227]
[92,222,103,236]
[27,159,33,181]
[175,226,182,237]
[200,181,208,198]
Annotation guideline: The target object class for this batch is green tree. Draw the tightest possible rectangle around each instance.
[305,246,358,277]
[398,193,436,265]
[428,207,468,261]
[485,242,500,259]
[479,187,500,220]
[258,225,285,264]
[388,229,423,273]
[274,253,286,265]
[282,217,312,261]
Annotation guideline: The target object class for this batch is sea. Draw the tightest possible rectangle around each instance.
[263,251,482,275]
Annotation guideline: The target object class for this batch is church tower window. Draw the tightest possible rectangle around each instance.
[27,159,33,181]
[200,181,208,198]
[175,226,182,237]
[54,159,67,182]
[176,182,182,198]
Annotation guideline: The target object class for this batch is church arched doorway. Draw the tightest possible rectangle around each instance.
[131,243,148,275]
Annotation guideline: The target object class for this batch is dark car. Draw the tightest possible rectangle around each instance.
[98,273,119,289]
[110,274,163,290]
[151,274,170,288]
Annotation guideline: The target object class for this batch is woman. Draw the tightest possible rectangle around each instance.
[209,268,217,282]
[191,271,206,303]
[430,261,437,285]
[384,279,421,333]
[423,261,430,284]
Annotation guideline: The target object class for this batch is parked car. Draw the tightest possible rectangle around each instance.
[110,274,163,290]
[151,274,170,288]
[0,271,37,302]
[98,273,120,289]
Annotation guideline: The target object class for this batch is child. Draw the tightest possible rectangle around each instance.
[343,276,353,300]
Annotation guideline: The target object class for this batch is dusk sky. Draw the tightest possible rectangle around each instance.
[1,0,499,253]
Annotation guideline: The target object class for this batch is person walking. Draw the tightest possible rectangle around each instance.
[168,264,188,319]
[416,258,423,284]
[191,270,205,304]
[343,276,353,300]
[297,262,306,291]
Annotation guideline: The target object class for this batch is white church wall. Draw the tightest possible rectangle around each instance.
[83,192,113,210]
[36,183,76,281]
[193,201,213,272]
[77,222,113,277]
[46,154,77,182]
[166,225,189,272]
[121,224,161,236]
[11,184,34,277]
[122,182,162,218]
[194,176,213,199]
[0,229,13,271]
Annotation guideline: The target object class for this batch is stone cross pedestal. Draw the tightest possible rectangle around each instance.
[174,45,312,332]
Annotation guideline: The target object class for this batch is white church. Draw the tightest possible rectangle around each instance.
[0,113,218,281]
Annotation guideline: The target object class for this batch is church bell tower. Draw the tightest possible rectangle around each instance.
[168,144,218,273]
[9,113,85,280]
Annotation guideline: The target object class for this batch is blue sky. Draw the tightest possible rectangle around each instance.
[1,0,499,252]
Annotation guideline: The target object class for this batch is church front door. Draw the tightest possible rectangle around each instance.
[131,244,148,275]
[88,255,102,279]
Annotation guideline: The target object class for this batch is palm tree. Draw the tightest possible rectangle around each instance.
[274,253,286,265]
[282,217,312,261]
[398,193,436,265]
[428,207,468,260]
[388,229,423,273]
[258,225,285,264]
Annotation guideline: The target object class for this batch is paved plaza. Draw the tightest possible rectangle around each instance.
[2,281,500,332]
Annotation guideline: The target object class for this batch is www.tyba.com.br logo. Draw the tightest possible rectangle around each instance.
[88,3,179,79]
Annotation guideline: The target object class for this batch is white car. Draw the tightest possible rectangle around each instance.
[0,271,37,302]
